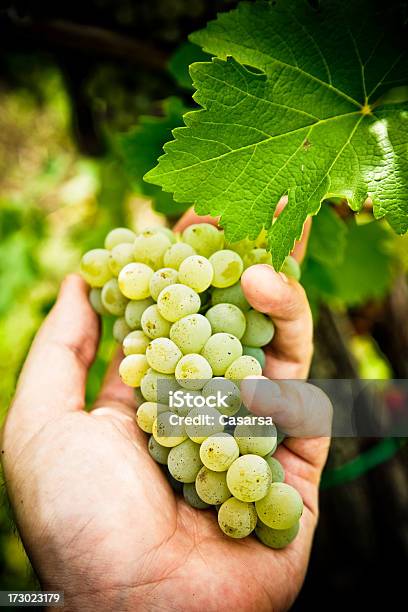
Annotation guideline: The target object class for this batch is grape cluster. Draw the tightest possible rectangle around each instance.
[81,223,303,548]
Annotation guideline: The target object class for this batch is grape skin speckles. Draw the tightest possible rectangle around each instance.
[118,262,154,300]
[157,284,201,322]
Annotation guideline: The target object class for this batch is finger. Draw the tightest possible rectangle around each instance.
[173,207,219,232]
[241,377,331,517]
[241,377,332,441]
[92,349,137,420]
[273,195,289,217]
[241,265,313,378]
[5,275,99,445]
[291,217,312,264]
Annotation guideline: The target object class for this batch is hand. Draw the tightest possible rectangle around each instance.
[1,211,331,612]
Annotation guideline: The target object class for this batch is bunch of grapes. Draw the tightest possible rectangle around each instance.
[80,223,303,548]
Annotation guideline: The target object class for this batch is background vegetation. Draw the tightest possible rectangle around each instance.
[0,0,407,607]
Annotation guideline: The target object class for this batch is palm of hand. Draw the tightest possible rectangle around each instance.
[15,403,319,612]
[3,213,329,611]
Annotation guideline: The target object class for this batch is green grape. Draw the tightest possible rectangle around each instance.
[255,482,304,529]
[282,255,301,281]
[152,411,187,447]
[104,227,136,250]
[167,439,203,483]
[185,406,224,443]
[167,471,184,494]
[243,248,272,268]
[218,497,257,539]
[241,310,275,347]
[268,437,278,456]
[264,455,285,483]
[199,288,211,310]
[182,223,224,257]
[119,354,149,387]
[157,284,201,322]
[178,255,214,292]
[195,466,231,505]
[134,387,145,407]
[101,278,128,316]
[202,377,241,416]
[113,317,132,343]
[226,455,272,502]
[149,268,179,301]
[143,226,176,244]
[233,403,251,419]
[163,242,196,269]
[199,433,239,472]
[148,435,170,465]
[226,237,255,257]
[175,354,213,390]
[123,330,150,356]
[202,333,243,376]
[211,282,250,311]
[141,305,171,339]
[137,401,168,433]
[170,314,212,354]
[205,303,246,339]
[140,368,179,403]
[161,227,177,244]
[209,250,244,288]
[80,249,112,287]
[125,298,154,329]
[255,228,268,248]
[108,242,135,276]
[242,346,266,369]
[89,287,109,316]
[183,482,211,509]
[146,338,182,374]
[118,262,154,300]
[234,421,277,456]
[133,230,172,270]
[225,355,262,381]
[277,430,286,445]
[255,519,299,549]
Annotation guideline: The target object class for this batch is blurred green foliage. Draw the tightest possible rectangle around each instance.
[0,64,130,588]
[302,208,398,316]
[117,97,190,216]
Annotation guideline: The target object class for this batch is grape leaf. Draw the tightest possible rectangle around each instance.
[145,0,408,268]
[327,221,395,305]
[302,219,395,307]
[118,98,190,216]
[307,204,348,266]
[168,42,210,90]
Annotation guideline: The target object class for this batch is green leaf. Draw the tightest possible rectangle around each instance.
[0,233,37,315]
[145,0,408,267]
[329,221,394,305]
[168,42,210,90]
[118,98,190,216]
[300,257,336,317]
[302,219,395,307]
[307,204,348,266]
